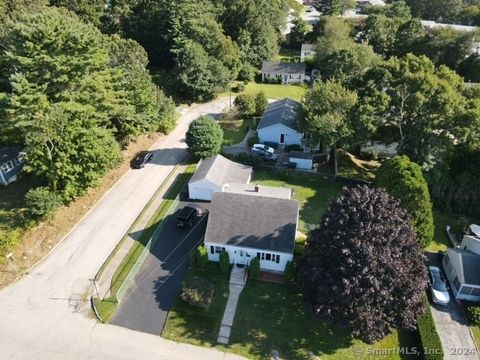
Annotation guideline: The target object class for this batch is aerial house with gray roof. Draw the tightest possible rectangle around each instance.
[204,192,298,272]
[257,98,320,152]
[261,61,306,84]
[188,155,252,201]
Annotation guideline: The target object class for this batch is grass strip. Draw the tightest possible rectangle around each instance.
[109,164,196,298]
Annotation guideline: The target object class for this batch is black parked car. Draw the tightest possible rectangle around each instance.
[177,204,203,228]
[131,151,153,169]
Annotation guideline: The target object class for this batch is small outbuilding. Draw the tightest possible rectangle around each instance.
[188,155,252,201]
[289,151,314,170]
[205,192,298,272]
[261,62,306,84]
[0,148,25,186]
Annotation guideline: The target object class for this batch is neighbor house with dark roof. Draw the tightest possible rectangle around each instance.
[257,98,320,153]
[0,148,25,186]
[442,229,480,302]
[188,154,252,201]
[261,62,306,84]
[205,192,298,272]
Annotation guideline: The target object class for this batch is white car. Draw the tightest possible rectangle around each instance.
[252,144,275,155]
[428,266,450,305]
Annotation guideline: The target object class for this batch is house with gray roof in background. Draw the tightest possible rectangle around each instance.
[257,98,320,152]
[0,148,25,186]
[205,192,298,272]
[261,62,306,84]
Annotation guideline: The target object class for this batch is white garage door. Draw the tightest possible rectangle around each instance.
[193,187,214,201]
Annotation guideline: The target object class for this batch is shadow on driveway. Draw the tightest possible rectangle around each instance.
[111,201,210,336]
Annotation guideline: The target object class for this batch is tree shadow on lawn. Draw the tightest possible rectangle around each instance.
[252,170,343,232]
[162,265,229,346]
[228,281,353,360]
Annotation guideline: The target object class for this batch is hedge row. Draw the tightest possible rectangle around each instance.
[417,299,444,360]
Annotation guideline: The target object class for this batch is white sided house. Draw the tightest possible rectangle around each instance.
[257,98,303,147]
[442,228,480,302]
[205,192,298,273]
[261,62,306,84]
[188,155,252,201]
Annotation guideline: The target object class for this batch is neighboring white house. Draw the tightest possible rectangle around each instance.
[257,98,303,147]
[257,98,320,152]
[300,43,317,62]
[261,62,306,84]
[204,192,298,272]
[188,155,252,201]
[0,148,25,186]
[442,226,480,302]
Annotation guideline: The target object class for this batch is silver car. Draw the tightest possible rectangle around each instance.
[428,266,450,305]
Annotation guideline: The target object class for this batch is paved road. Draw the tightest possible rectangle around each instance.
[111,202,210,335]
[0,98,244,360]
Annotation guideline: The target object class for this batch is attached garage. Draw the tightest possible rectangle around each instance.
[188,155,252,201]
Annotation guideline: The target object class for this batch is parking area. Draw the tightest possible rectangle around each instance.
[111,201,211,335]
[425,252,479,359]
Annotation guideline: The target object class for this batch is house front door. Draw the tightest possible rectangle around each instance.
[280,133,285,144]
[235,249,246,265]
[283,74,288,83]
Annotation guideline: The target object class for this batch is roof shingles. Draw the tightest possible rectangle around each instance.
[257,98,301,131]
[205,192,298,253]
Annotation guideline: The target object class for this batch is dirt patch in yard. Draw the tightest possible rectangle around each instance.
[0,133,162,289]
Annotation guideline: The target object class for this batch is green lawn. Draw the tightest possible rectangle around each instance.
[220,118,257,146]
[471,326,480,350]
[337,150,381,182]
[165,269,421,360]
[163,264,229,347]
[244,82,307,102]
[229,280,421,360]
[275,48,301,63]
[252,170,343,233]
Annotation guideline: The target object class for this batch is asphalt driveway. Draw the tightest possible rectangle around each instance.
[111,201,210,335]
[426,252,479,359]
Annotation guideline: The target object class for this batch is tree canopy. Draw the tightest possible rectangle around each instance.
[299,186,428,343]
[186,116,224,159]
[375,156,435,248]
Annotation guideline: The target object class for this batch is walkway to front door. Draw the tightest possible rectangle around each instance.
[217,265,247,344]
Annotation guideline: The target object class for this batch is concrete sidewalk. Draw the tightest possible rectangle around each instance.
[96,162,188,299]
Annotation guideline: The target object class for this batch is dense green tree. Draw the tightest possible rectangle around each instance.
[288,18,308,49]
[356,54,477,167]
[2,8,127,195]
[301,79,358,147]
[313,0,350,15]
[50,0,106,28]
[175,41,231,102]
[398,0,462,22]
[375,156,435,248]
[458,54,480,82]
[249,257,260,279]
[234,94,256,117]
[22,106,122,197]
[107,35,176,138]
[219,250,230,275]
[314,17,378,76]
[254,91,268,117]
[428,148,480,218]
[25,186,63,219]
[186,116,223,158]
[299,186,428,343]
